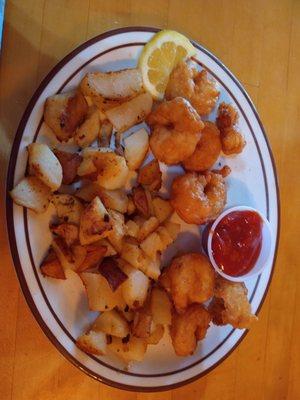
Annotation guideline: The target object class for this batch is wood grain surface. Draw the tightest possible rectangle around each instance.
[0,1,299,399]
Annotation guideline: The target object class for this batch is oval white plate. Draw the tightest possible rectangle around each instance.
[6,27,280,391]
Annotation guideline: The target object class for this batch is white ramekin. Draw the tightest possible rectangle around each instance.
[207,205,273,282]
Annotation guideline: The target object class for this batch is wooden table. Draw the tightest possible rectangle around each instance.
[0,1,299,399]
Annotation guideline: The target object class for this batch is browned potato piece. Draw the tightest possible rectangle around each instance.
[170,304,211,356]
[99,257,128,291]
[51,194,84,225]
[132,185,152,218]
[152,197,173,223]
[92,309,129,338]
[44,91,88,141]
[99,120,113,147]
[107,210,126,253]
[77,157,98,178]
[40,248,66,279]
[132,306,152,338]
[159,253,215,313]
[151,287,172,325]
[10,176,51,214]
[98,188,128,214]
[80,272,125,311]
[127,195,136,215]
[74,107,100,147]
[52,237,74,270]
[76,330,107,355]
[50,223,79,247]
[28,143,62,191]
[79,196,112,245]
[106,92,153,132]
[125,220,140,238]
[137,159,162,191]
[109,336,147,362]
[164,221,181,240]
[71,244,88,269]
[81,69,143,100]
[54,150,82,185]
[75,183,101,202]
[140,232,163,260]
[146,324,165,345]
[124,128,149,170]
[77,243,107,272]
[137,216,160,242]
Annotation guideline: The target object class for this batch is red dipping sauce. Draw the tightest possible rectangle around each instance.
[211,210,263,277]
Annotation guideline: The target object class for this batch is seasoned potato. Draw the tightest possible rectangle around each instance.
[96,239,117,256]
[152,197,173,223]
[107,210,126,253]
[121,241,144,270]
[109,336,147,362]
[10,176,51,213]
[77,157,97,178]
[92,310,129,338]
[40,248,66,279]
[52,237,75,270]
[125,220,140,238]
[92,150,129,190]
[79,196,112,245]
[28,143,62,191]
[99,257,128,291]
[75,183,101,202]
[137,216,160,242]
[127,195,136,215]
[80,272,125,311]
[77,243,107,272]
[146,324,165,345]
[137,159,162,191]
[140,231,163,260]
[118,260,150,309]
[71,244,88,269]
[132,308,152,338]
[124,128,149,170]
[54,150,82,185]
[76,330,107,355]
[106,92,153,132]
[51,194,84,225]
[74,107,100,147]
[156,226,173,248]
[99,120,113,147]
[132,185,152,218]
[81,69,143,100]
[151,287,172,325]
[98,188,128,213]
[50,223,79,247]
[44,91,88,141]
[139,255,161,280]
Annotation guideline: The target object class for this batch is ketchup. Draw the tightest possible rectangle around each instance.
[211,211,263,277]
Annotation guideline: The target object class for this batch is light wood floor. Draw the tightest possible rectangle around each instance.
[0,1,299,399]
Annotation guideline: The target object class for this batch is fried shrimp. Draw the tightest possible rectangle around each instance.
[209,276,257,329]
[147,97,204,165]
[216,102,245,155]
[165,61,220,116]
[170,304,211,356]
[183,121,221,171]
[171,172,227,225]
[159,253,215,313]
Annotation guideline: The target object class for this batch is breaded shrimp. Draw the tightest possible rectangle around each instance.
[209,276,257,329]
[216,102,245,155]
[171,171,227,225]
[165,61,220,116]
[147,97,204,165]
[159,253,215,313]
[170,304,211,356]
[183,121,221,171]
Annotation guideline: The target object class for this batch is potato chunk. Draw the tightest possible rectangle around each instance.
[10,176,51,213]
[92,310,129,338]
[76,330,107,355]
[44,91,88,141]
[28,143,62,191]
[51,194,84,225]
[137,159,162,191]
[74,107,100,147]
[109,336,147,362]
[152,197,173,223]
[54,150,82,185]
[40,248,66,279]
[106,92,153,132]
[79,196,112,245]
[124,128,149,170]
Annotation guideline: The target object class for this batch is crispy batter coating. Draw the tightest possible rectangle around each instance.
[209,276,257,329]
[183,121,222,171]
[165,61,220,116]
[170,304,211,356]
[216,102,245,155]
[171,171,227,225]
[159,253,215,313]
[147,97,204,165]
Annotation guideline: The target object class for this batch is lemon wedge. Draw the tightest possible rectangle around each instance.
[138,30,196,100]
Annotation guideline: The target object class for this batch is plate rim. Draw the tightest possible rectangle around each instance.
[5,26,281,392]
